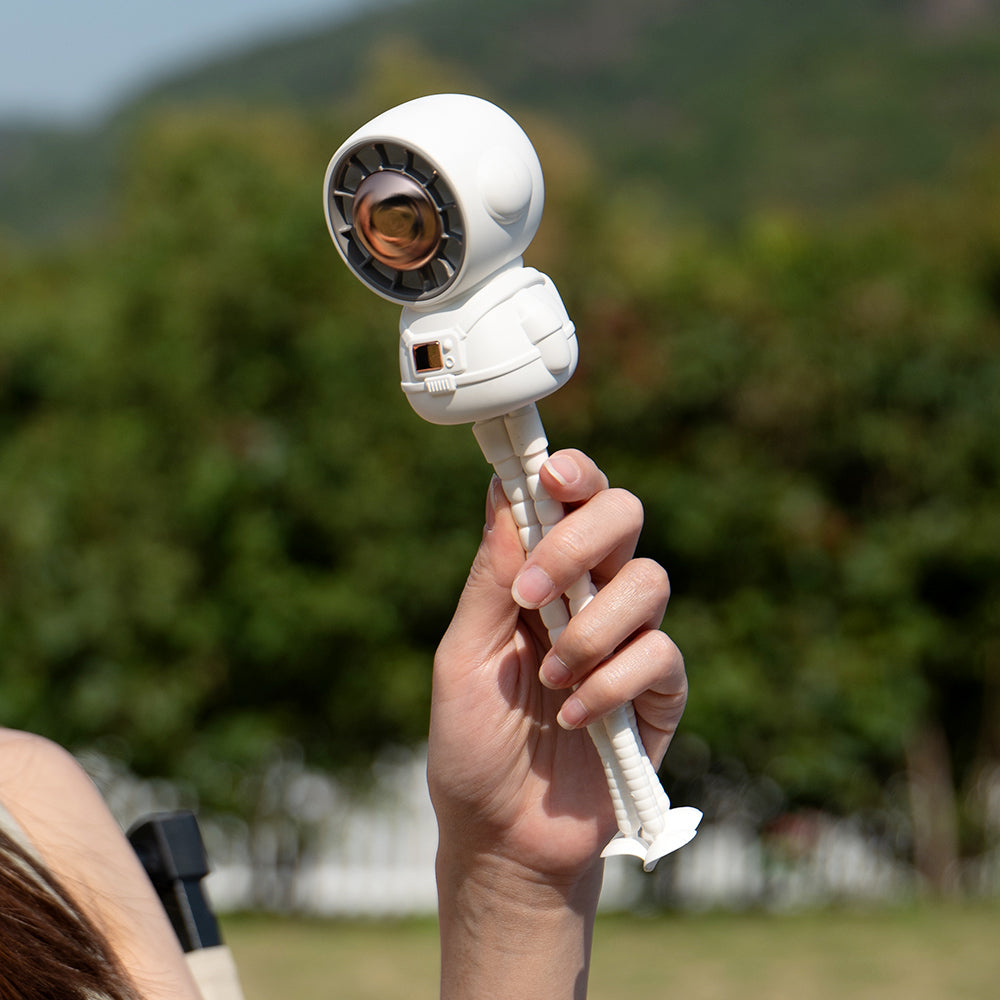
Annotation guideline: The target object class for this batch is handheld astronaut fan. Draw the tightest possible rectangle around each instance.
[324,94,701,869]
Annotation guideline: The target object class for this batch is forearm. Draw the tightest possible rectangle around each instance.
[437,850,603,1000]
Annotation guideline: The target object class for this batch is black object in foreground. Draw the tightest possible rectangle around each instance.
[128,810,222,953]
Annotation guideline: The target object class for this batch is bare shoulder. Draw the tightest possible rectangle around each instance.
[0,727,203,999]
[0,726,87,765]
[0,727,103,829]
[0,726,146,926]
[0,725,142,926]
[0,725,69,760]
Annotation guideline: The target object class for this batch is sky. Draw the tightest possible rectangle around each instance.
[0,0,371,123]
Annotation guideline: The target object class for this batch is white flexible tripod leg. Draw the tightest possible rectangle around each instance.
[473,405,701,870]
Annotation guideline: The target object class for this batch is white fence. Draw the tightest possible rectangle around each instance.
[84,746,1000,916]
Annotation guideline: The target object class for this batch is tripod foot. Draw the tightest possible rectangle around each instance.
[600,806,704,871]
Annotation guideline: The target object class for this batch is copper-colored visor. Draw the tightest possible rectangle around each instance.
[352,171,443,271]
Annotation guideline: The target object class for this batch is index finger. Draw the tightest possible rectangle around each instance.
[511,486,644,610]
[539,449,609,506]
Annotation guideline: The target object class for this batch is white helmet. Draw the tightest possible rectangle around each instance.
[323,94,545,308]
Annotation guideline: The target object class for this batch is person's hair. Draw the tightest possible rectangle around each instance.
[0,827,142,1000]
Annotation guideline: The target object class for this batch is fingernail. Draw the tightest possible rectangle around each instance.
[511,565,554,608]
[485,476,502,532]
[557,695,589,730]
[544,454,580,487]
[540,654,572,689]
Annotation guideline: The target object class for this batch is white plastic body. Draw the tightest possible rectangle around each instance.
[399,261,578,425]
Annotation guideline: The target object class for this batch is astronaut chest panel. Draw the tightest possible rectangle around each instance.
[401,329,466,396]
[396,268,576,425]
[400,303,538,396]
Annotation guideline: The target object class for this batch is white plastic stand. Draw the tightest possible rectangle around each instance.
[473,405,702,870]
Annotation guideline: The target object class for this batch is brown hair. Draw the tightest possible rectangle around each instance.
[0,827,142,1000]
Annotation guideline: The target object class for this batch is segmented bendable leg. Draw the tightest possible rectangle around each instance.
[473,405,696,866]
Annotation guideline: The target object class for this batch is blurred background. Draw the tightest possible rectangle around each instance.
[2,0,1000,993]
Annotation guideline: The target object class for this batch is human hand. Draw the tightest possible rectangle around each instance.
[428,449,688,887]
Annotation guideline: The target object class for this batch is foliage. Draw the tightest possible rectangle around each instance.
[0,102,998,865]
[0,109,485,806]
[554,156,1000,838]
[100,0,1000,228]
[6,0,1000,242]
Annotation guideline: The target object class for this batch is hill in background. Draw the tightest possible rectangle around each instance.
[2,0,1000,242]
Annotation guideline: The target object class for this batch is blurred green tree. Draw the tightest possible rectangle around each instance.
[554,158,1000,889]
[0,109,487,808]
[1,103,998,894]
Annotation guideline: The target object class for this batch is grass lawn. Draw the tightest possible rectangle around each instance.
[223,901,1000,999]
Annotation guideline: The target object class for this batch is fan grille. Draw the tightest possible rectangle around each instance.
[328,141,465,302]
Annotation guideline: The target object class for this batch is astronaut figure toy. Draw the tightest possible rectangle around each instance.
[325,92,576,425]
[324,94,700,869]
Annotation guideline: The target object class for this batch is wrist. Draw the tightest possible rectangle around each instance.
[437,848,602,1000]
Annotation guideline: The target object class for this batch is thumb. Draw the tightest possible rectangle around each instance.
[437,477,526,669]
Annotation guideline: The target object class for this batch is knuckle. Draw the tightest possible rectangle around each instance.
[608,488,644,529]
[552,520,590,567]
[578,664,622,718]
[631,557,670,597]
[646,626,678,663]
[561,616,605,668]
[647,629,688,688]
